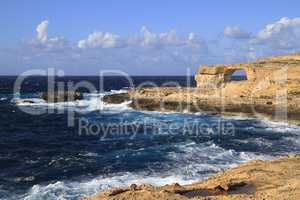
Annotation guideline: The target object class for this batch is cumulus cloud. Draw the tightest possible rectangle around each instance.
[77,26,206,50]
[140,26,182,46]
[78,32,121,49]
[253,17,300,50]
[221,17,300,59]
[36,20,49,42]
[139,26,203,47]
[19,23,210,74]
[224,26,251,39]
[30,20,67,50]
[7,17,300,75]
[256,17,300,40]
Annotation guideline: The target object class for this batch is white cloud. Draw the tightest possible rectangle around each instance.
[140,26,158,46]
[187,32,207,48]
[224,26,251,39]
[78,32,120,49]
[77,26,205,51]
[140,26,182,46]
[140,26,201,47]
[256,17,300,40]
[253,17,300,50]
[9,17,300,75]
[31,20,67,50]
[222,17,300,58]
[36,20,49,42]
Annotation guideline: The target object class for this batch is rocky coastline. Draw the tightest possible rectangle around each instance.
[84,53,300,199]
[83,155,300,200]
[103,53,300,124]
[102,87,300,123]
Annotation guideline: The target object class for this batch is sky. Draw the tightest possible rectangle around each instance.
[1,0,300,75]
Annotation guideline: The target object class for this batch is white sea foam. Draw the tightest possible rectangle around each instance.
[14,140,272,200]
[168,141,272,169]
[283,136,300,148]
[220,115,256,121]
[12,90,132,113]
[7,90,297,200]
[233,137,274,149]
[258,119,300,134]
[19,173,193,200]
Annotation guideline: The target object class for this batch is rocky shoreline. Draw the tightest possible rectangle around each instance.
[102,53,300,124]
[84,53,300,199]
[83,155,300,200]
[102,87,300,125]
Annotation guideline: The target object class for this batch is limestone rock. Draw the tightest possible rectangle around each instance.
[195,53,300,88]
[98,52,300,124]
[102,93,130,104]
[84,156,300,200]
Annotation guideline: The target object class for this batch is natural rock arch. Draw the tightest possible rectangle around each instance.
[195,53,300,88]
[195,65,255,88]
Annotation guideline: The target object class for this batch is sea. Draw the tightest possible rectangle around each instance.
[0,76,299,200]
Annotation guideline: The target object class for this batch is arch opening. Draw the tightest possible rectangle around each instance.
[225,69,248,82]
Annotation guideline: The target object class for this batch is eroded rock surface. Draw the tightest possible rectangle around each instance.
[195,53,300,88]
[83,155,300,200]
[102,93,130,104]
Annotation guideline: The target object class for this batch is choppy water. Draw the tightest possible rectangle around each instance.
[0,76,299,200]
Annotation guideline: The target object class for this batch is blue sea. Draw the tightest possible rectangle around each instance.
[0,76,300,200]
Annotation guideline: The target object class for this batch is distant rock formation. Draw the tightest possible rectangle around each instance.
[41,91,83,102]
[195,53,300,88]
[102,52,300,124]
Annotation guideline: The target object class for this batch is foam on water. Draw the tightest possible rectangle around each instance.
[258,119,300,134]
[12,90,132,113]
[15,141,271,200]
[167,141,272,171]
[19,173,192,200]
[3,89,300,200]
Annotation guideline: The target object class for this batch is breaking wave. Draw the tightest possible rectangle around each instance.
[16,142,270,200]
[11,90,132,113]
[1,89,299,200]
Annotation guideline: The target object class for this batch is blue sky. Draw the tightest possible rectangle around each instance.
[1,0,300,75]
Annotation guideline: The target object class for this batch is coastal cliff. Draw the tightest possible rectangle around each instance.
[103,53,300,124]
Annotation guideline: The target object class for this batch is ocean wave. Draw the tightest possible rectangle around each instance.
[232,137,274,149]
[168,141,272,170]
[5,89,299,200]
[8,140,271,200]
[11,90,132,113]
[282,136,300,150]
[257,119,300,134]
[19,173,193,200]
